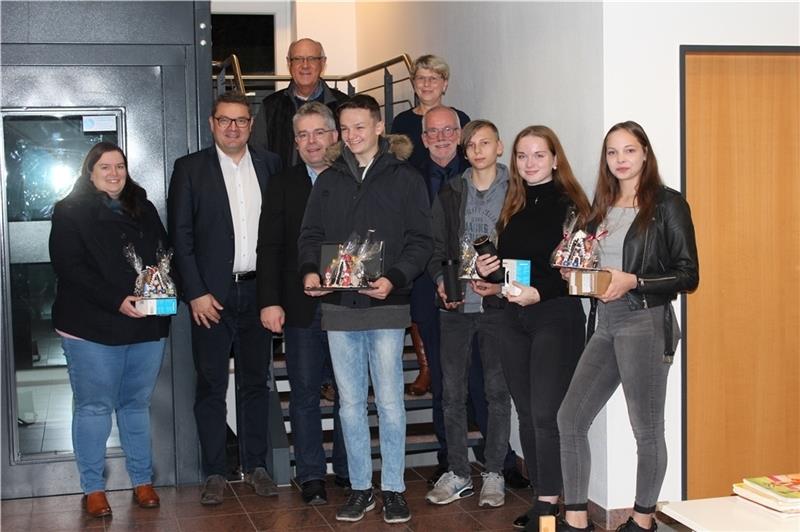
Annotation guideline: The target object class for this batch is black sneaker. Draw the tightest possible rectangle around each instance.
[300,479,327,505]
[335,488,375,522]
[382,490,411,524]
[616,517,657,532]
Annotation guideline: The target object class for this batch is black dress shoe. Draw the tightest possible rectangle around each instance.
[301,479,327,505]
[334,475,351,489]
[504,467,531,489]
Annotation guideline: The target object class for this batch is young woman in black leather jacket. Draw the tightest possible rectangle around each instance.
[556,121,699,532]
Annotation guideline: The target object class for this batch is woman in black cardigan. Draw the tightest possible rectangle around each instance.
[50,142,171,517]
[476,126,591,531]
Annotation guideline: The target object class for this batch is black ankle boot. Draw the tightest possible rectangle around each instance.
[521,500,560,532]
[615,516,657,532]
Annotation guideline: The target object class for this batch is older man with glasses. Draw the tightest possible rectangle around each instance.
[251,38,349,168]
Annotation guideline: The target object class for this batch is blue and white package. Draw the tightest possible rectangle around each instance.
[502,259,531,296]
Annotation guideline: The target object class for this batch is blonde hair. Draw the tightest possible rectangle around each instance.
[411,54,450,81]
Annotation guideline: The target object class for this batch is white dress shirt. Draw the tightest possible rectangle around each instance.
[216,146,262,273]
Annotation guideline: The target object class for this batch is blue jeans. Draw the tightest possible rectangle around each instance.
[327,329,406,492]
[62,337,165,494]
[284,307,348,484]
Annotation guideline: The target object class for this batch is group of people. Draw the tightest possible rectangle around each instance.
[50,37,698,532]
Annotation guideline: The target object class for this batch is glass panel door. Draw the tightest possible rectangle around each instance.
[3,108,124,461]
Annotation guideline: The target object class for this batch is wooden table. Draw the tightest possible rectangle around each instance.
[660,496,800,531]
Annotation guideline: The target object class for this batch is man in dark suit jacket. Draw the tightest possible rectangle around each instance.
[167,92,282,505]
[256,102,348,506]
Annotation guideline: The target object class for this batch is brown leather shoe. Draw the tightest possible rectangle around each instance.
[83,490,112,518]
[133,484,160,508]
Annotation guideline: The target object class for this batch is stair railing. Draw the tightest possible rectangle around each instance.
[211,54,246,95]
[213,53,415,129]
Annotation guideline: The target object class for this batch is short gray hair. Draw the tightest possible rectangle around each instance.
[287,38,326,59]
[293,101,336,132]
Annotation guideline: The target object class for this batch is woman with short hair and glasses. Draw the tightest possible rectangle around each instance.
[391,54,470,171]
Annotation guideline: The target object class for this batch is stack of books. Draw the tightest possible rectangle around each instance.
[732,473,800,517]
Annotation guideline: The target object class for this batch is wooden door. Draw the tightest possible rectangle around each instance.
[684,50,800,499]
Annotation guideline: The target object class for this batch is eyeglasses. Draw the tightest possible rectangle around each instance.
[288,56,325,65]
[414,75,444,85]
[295,128,334,142]
[214,116,251,128]
[423,126,459,139]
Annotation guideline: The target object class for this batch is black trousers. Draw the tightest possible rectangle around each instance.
[498,296,585,495]
[191,278,272,476]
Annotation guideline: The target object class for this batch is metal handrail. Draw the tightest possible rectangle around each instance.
[211,54,246,95]
[213,54,414,85]
[212,53,415,127]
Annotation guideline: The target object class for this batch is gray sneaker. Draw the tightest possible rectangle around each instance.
[244,467,278,497]
[425,471,474,505]
[478,471,505,507]
[200,474,226,505]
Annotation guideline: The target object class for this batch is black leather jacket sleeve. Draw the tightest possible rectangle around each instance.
[623,187,699,307]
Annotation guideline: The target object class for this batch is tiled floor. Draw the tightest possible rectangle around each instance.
[0,464,684,532]
[0,464,509,532]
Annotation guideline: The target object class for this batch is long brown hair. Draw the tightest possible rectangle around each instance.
[497,125,590,232]
[71,141,145,219]
[588,121,662,233]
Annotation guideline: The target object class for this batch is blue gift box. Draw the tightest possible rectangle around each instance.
[135,297,178,316]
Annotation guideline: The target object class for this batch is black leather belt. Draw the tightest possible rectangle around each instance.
[232,271,257,282]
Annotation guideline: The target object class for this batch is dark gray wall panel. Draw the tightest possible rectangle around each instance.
[0,2,29,43]
[3,1,194,45]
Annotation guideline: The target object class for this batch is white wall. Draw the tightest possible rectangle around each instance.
[355,2,605,193]
[295,1,358,77]
[600,1,799,510]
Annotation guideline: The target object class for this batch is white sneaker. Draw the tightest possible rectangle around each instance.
[478,471,505,507]
[425,471,474,505]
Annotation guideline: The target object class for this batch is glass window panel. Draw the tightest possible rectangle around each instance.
[3,113,120,222]
[3,109,124,459]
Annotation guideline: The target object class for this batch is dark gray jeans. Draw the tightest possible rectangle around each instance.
[557,300,679,513]
[440,307,511,478]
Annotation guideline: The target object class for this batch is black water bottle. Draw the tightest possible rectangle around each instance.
[472,235,505,283]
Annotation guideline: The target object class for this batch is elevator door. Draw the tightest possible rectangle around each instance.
[1,62,187,498]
